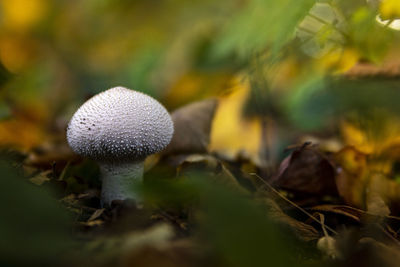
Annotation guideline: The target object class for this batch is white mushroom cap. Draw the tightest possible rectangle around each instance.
[67,86,174,162]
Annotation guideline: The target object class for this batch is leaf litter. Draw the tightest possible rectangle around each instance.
[8,96,400,267]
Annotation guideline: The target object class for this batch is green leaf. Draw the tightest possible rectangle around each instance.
[0,157,75,266]
[213,0,315,60]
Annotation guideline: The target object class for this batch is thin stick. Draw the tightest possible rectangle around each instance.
[250,172,338,235]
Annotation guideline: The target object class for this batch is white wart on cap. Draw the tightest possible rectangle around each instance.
[67,86,174,206]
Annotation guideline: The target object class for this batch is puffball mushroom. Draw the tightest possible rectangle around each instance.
[67,86,174,206]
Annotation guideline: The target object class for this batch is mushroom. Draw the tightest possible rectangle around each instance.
[66,86,174,206]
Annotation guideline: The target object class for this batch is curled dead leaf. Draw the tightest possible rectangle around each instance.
[272,143,337,196]
[164,99,218,155]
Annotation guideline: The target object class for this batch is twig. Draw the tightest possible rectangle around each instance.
[250,172,338,235]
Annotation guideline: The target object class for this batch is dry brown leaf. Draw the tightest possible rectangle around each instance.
[163,99,218,155]
[272,143,337,196]
[24,141,77,168]
[345,50,400,78]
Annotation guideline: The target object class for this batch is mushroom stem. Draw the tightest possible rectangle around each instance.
[99,160,144,206]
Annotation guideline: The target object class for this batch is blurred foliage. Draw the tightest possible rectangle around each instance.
[141,172,303,267]
[0,155,75,266]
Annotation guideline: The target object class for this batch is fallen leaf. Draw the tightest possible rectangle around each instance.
[209,77,263,165]
[334,146,400,212]
[24,141,78,168]
[163,99,218,155]
[334,146,368,208]
[340,117,400,156]
[272,143,337,196]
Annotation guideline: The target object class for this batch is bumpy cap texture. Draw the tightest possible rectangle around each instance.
[67,87,174,161]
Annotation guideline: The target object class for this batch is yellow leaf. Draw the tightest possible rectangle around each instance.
[209,77,262,165]
[317,48,359,74]
[341,121,374,154]
[380,0,400,20]
[341,117,400,157]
